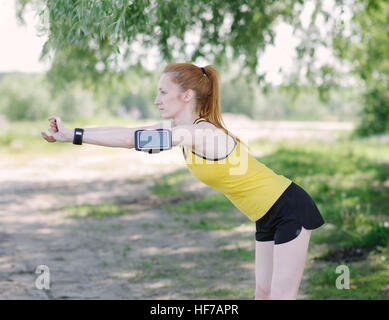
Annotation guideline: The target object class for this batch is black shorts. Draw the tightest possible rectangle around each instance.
[255,182,325,245]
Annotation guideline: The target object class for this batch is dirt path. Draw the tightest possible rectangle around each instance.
[0,117,353,299]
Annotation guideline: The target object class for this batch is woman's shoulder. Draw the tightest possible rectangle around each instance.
[192,120,236,159]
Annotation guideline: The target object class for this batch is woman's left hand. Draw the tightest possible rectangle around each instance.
[41,117,72,143]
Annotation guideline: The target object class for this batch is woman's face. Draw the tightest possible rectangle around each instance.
[154,73,186,119]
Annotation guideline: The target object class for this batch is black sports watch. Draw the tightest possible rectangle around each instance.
[73,128,84,145]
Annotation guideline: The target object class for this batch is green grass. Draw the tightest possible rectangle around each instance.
[121,245,133,258]
[186,217,238,230]
[306,246,389,299]
[151,170,237,216]
[149,168,193,197]
[132,257,184,281]
[211,247,254,262]
[140,222,165,229]
[151,169,239,231]
[163,193,235,214]
[62,201,131,219]
[174,214,249,231]
[151,171,244,230]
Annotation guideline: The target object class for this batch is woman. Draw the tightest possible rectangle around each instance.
[41,63,324,300]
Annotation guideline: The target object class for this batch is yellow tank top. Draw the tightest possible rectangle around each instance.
[181,117,292,222]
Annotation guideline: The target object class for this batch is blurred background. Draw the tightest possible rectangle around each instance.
[0,0,387,300]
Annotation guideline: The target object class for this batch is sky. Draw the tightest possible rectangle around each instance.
[0,0,337,85]
[0,0,51,73]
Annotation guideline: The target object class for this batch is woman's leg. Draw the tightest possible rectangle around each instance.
[270,226,311,300]
[255,240,274,300]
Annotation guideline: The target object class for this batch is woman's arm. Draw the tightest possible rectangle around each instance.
[41,117,166,149]
[41,117,232,156]
[81,127,135,148]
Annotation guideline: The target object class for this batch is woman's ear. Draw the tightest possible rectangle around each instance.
[182,89,195,102]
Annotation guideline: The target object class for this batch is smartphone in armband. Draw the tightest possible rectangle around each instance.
[134,129,172,154]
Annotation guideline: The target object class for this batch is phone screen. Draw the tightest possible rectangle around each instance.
[139,130,169,149]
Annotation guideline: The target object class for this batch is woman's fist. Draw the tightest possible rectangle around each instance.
[41,117,72,143]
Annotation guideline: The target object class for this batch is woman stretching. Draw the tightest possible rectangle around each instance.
[41,63,324,300]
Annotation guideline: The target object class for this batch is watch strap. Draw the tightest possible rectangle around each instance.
[73,128,84,145]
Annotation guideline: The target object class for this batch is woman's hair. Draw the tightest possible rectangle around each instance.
[162,62,243,144]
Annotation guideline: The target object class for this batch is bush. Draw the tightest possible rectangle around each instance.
[361,223,389,248]
[0,73,53,121]
[0,73,102,121]
[355,87,389,136]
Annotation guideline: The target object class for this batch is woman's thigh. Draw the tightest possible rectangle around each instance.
[270,226,311,299]
[255,240,274,298]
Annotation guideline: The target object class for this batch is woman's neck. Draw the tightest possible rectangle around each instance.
[172,112,201,127]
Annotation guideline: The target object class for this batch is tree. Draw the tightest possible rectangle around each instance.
[276,0,388,135]
[16,0,304,89]
[332,0,389,135]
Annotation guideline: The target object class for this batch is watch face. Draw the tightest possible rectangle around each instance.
[138,130,170,149]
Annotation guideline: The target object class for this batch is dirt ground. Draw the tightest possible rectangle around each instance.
[0,116,353,299]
